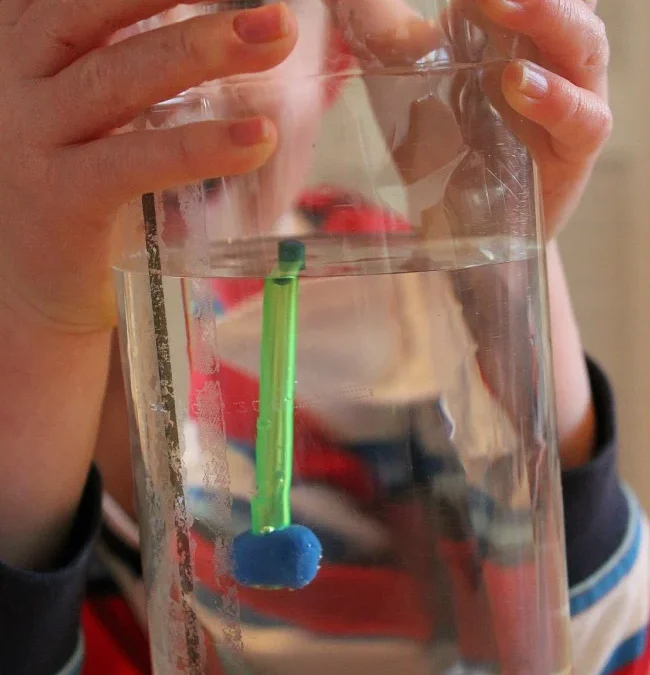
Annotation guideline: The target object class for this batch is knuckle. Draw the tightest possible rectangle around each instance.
[75,55,139,123]
[556,85,582,131]
[584,16,610,72]
[595,105,614,144]
[176,23,207,69]
[76,56,116,107]
[554,0,574,24]
[40,16,85,63]
[560,92,612,156]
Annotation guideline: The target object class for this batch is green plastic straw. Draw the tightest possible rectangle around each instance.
[250,240,305,535]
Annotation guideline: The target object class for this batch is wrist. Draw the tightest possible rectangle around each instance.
[0,300,112,569]
[546,242,596,469]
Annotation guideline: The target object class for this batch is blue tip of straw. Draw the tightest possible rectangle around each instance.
[233,525,322,590]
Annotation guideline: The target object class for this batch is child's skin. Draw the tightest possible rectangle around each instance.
[0,0,609,571]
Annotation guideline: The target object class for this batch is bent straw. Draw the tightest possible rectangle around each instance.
[141,193,202,674]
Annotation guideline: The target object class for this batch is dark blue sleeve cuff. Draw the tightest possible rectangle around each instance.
[0,465,102,675]
[562,357,629,589]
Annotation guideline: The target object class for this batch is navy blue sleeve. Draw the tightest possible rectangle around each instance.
[562,357,629,589]
[0,466,102,675]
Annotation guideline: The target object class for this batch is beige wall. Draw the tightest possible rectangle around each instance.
[560,2,650,509]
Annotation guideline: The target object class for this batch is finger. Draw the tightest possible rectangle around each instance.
[0,0,31,26]
[43,5,296,144]
[17,0,207,76]
[326,0,442,65]
[474,0,609,93]
[501,60,612,163]
[59,117,277,211]
[444,0,527,62]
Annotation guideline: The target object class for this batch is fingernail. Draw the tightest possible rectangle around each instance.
[229,117,272,146]
[233,4,289,44]
[517,62,549,99]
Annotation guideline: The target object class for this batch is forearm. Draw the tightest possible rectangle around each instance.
[0,302,111,569]
[546,241,596,469]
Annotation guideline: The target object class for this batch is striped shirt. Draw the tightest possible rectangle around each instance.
[0,191,647,675]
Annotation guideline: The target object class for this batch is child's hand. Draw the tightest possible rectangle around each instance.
[330,0,610,239]
[0,0,297,332]
[477,0,611,236]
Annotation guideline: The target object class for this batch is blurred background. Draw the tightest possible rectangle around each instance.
[560,3,650,509]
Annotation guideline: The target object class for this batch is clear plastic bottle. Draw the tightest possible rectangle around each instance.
[114,1,572,673]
